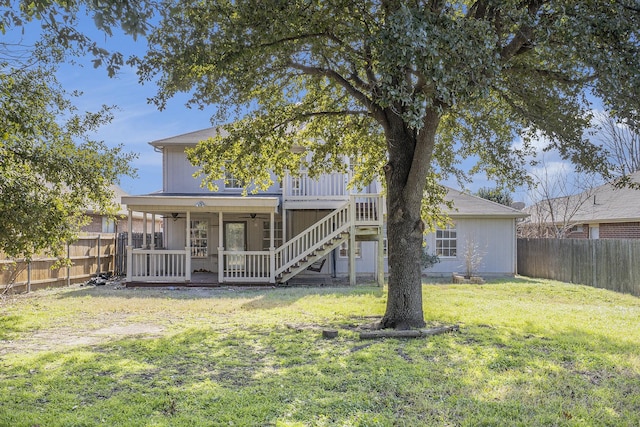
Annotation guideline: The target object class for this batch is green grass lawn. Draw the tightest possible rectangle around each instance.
[1,278,639,426]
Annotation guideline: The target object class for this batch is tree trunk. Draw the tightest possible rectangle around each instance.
[379,110,439,330]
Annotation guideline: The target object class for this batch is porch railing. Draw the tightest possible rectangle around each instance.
[126,194,383,284]
[220,251,271,283]
[129,249,190,282]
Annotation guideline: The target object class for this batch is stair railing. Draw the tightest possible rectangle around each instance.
[274,201,351,277]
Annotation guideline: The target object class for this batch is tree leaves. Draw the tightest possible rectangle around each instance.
[0,1,143,260]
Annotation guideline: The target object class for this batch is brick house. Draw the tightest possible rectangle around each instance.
[81,185,162,234]
[520,171,640,239]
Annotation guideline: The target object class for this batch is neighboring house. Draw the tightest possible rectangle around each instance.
[122,127,527,285]
[82,184,163,234]
[520,171,640,239]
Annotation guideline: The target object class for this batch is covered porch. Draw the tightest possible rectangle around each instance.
[121,195,281,284]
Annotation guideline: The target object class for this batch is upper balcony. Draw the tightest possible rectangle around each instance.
[282,171,380,210]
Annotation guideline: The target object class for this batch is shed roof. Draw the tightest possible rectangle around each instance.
[443,188,528,219]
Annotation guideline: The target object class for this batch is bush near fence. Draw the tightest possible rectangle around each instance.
[0,234,116,294]
[517,238,640,297]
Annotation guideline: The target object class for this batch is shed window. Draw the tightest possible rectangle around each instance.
[435,224,457,258]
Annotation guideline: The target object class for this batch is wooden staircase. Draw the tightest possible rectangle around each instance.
[277,232,349,283]
[274,195,383,284]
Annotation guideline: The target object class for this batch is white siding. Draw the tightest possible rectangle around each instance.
[424,218,517,276]
[164,147,282,194]
[330,217,518,278]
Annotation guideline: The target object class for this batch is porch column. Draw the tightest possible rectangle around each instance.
[150,213,156,276]
[269,211,275,284]
[218,211,224,284]
[377,198,385,287]
[126,209,133,282]
[282,208,287,243]
[142,213,147,248]
[150,214,156,250]
[185,210,191,282]
[349,196,356,286]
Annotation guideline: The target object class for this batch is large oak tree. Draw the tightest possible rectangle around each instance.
[135,0,639,329]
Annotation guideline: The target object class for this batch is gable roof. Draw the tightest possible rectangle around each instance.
[443,188,528,219]
[150,127,228,148]
[526,171,640,224]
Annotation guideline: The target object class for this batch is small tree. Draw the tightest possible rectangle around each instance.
[461,236,485,279]
[597,113,640,177]
[520,160,598,238]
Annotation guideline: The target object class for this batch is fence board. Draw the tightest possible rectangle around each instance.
[518,238,640,297]
[1,234,117,294]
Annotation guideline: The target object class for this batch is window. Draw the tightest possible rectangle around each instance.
[224,170,245,189]
[102,217,116,233]
[435,224,457,258]
[339,241,362,258]
[262,221,283,250]
[190,220,208,257]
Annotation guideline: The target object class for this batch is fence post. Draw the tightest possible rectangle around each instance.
[67,242,71,287]
[97,234,101,275]
[27,260,32,293]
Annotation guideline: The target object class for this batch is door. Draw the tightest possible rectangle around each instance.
[224,222,247,270]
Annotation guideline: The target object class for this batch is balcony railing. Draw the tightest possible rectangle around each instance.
[283,172,347,200]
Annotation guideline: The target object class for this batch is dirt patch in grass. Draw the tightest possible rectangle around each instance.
[1,321,165,356]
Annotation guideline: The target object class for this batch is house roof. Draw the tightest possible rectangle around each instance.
[526,171,640,224]
[443,188,528,219]
[149,127,228,147]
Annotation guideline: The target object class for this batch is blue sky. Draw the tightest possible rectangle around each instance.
[52,26,216,196]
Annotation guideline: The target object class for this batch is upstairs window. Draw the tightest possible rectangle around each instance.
[435,224,457,258]
[224,170,245,190]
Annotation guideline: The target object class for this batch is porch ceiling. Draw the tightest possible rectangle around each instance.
[122,195,280,214]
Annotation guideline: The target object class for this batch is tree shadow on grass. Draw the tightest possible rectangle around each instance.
[2,320,638,426]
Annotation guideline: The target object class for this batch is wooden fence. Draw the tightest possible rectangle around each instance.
[517,238,640,297]
[1,234,117,294]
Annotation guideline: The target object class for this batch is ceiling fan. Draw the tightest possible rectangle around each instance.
[237,213,269,220]
[162,213,186,221]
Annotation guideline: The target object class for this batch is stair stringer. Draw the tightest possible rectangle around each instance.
[277,232,349,283]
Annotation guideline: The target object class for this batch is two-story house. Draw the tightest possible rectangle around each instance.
[122,127,527,285]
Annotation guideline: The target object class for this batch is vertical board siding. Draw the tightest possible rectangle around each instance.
[518,238,640,297]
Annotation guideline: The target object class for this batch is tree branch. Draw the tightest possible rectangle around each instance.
[288,61,384,122]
